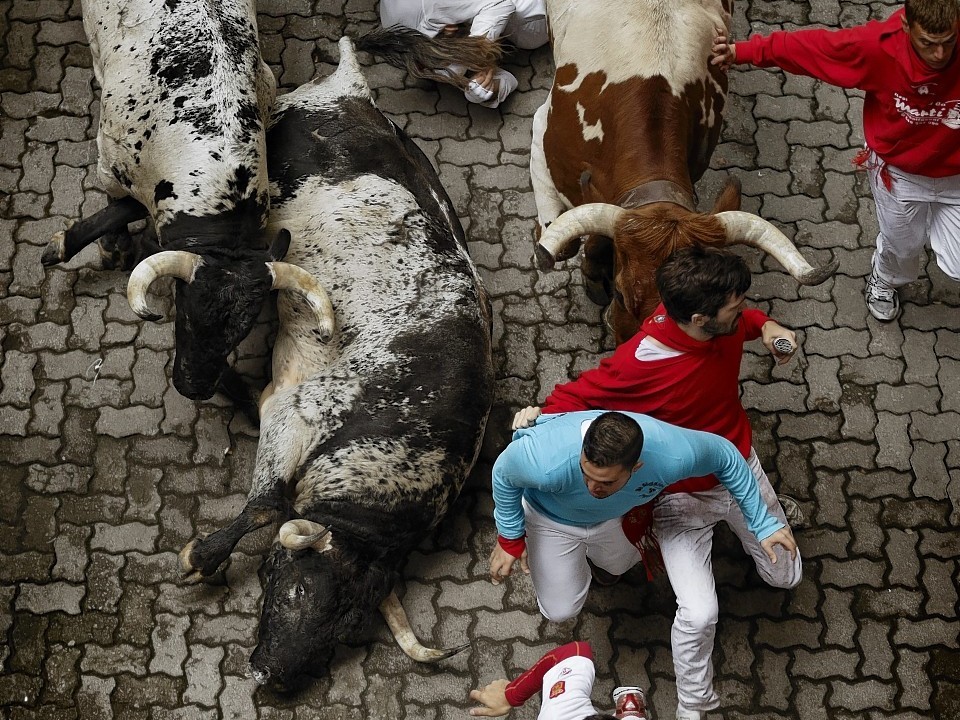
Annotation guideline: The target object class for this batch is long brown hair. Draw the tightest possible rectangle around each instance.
[357,26,504,91]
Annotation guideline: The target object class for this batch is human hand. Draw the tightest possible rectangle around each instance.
[761,322,797,365]
[489,543,529,585]
[472,66,499,92]
[469,678,511,716]
[711,33,737,69]
[512,406,542,430]
[761,527,797,564]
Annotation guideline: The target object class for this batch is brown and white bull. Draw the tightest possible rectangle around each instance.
[531,0,837,343]
[41,0,330,404]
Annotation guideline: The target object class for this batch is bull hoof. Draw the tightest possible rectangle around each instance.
[41,231,67,266]
[179,536,211,584]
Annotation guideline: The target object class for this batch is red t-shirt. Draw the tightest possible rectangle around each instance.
[543,305,768,493]
[505,641,594,707]
[736,9,960,177]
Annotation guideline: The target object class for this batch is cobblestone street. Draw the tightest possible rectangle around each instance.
[2,0,959,718]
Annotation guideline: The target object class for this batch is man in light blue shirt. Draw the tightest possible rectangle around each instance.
[488,410,798,621]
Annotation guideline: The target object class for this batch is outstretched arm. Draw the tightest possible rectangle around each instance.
[469,642,595,715]
[470,679,511,717]
[711,33,737,69]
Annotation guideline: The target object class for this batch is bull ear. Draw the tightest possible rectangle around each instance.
[336,608,365,641]
[278,519,332,551]
[269,229,292,260]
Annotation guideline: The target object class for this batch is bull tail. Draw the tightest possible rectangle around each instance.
[356,26,503,92]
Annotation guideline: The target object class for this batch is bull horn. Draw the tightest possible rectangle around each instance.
[127,251,203,320]
[278,519,332,551]
[536,203,625,270]
[268,262,336,343]
[379,590,469,663]
[716,211,838,285]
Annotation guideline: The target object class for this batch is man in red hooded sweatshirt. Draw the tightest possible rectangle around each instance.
[712,0,960,322]
[512,245,803,720]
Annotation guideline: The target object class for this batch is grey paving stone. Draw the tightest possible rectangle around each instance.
[52,523,91,583]
[791,647,858,680]
[148,613,190,677]
[182,643,224,707]
[91,522,158,553]
[19,142,56,193]
[895,649,933,711]
[16,582,84,614]
[828,679,896,712]
[77,675,116,719]
[858,619,895,679]
[0,349,38,405]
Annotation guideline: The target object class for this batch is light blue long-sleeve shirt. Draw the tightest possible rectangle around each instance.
[492,411,783,542]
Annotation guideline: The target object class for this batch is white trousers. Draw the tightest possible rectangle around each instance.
[525,499,642,622]
[537,654,598,720]
[653,451,802,713]
[504,12,548,49]
[867,150,960,285]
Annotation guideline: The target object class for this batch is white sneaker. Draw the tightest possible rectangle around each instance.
[865,269,900,321]
[675,705,705,720]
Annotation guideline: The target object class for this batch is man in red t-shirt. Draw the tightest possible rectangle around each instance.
[469,641,646,719]
[513,246,803,720]
[712,0,960,322]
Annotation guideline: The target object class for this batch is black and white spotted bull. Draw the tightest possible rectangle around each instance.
[531,0,837,343]
[178,38,495,689]
[41,0,331,401]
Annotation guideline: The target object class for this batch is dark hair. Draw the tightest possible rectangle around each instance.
[582,412,644,469]
[655,245,751,324]
[905,0,960,33]
[583,715,618,720]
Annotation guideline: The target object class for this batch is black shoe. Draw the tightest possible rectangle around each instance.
[778,494,808,529]
[587,558,621,586]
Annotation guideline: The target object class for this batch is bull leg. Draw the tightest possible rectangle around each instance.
[530,102,567,233]
[42,196,148,266]
[581,234,615,306]
[180,390,334,582]
[180,504,281,582]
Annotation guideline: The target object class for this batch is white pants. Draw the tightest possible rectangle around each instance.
[653,451,802,713]
[867,149,960,285]
[504,12,548,49]
[537,655,598,720]
[525,499,642,622]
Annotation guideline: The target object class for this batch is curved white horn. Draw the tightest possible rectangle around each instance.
[716,211,838,285]
[536,204,625,270]
[278,519,331,551]
[127,251,202,320]
[268,262,336,343]
[379,590,469,663]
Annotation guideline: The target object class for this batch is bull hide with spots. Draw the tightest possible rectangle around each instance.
[178,38,495,689]
[41,0,331,403]
[531,0,837,343]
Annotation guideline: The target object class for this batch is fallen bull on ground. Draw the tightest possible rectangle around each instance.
[178,36,495,690]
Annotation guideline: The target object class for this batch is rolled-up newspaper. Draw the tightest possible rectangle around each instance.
[773,337,795,354]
